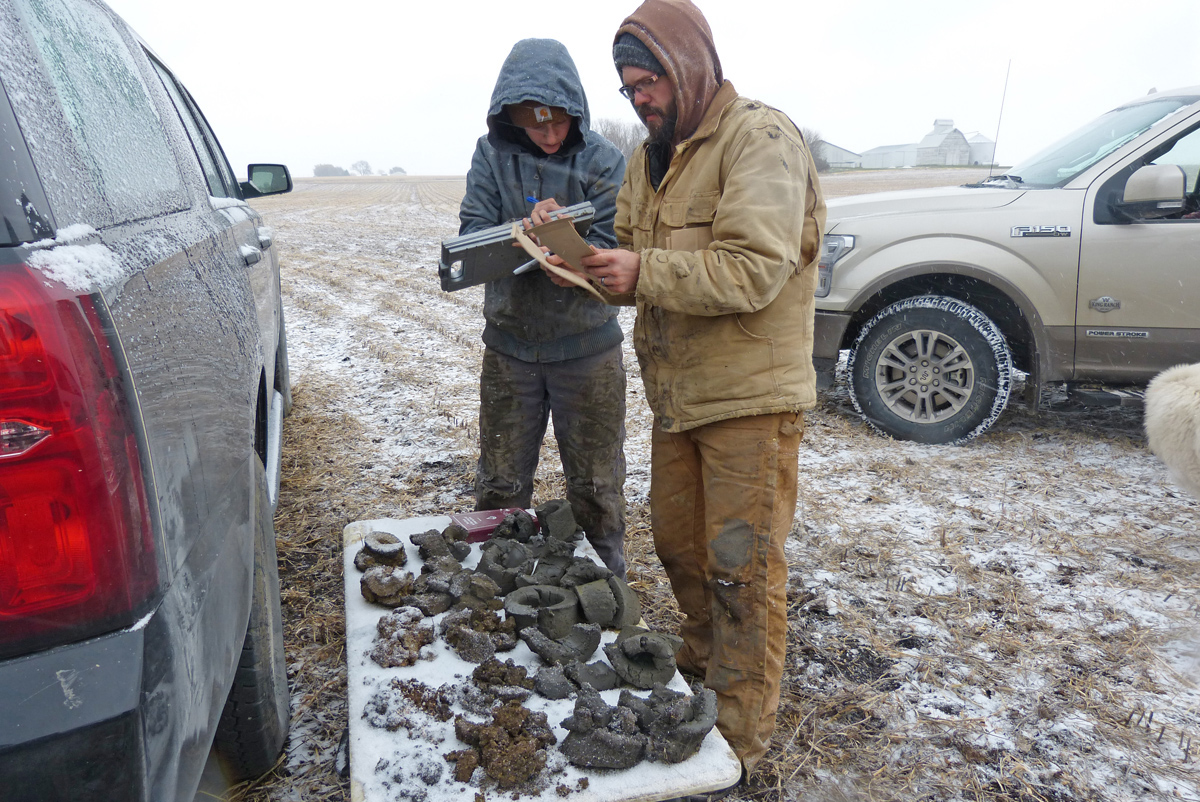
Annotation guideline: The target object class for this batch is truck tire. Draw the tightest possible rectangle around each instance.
[214,456,289,779]
[847,296,1012,444]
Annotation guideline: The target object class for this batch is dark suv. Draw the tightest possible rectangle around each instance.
[0,0,293,799]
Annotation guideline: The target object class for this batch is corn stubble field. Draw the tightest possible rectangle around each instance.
[237,169,1200,802]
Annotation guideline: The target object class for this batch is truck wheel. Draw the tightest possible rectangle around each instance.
[847,296,1012,444]
[214,456,289,779]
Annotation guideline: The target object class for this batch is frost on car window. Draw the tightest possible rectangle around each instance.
[13,0,186,223]
[150,57,228,198]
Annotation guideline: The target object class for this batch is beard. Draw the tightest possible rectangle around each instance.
[638,103,677,145]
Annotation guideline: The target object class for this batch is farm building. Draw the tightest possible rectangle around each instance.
[819,142,862,169]
[860,119,981,168]
[916,119,971,166]
[965,131,997,165]
[861,143,918,169]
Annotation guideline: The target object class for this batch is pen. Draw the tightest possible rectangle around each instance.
[517,199,539,274]
[517,199,543,275]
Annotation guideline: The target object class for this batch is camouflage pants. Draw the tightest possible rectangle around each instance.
[649,411,803,771]
[476,346,627,577]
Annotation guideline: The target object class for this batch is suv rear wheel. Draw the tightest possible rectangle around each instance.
[213,455,289,779]
[847,295,1012,444]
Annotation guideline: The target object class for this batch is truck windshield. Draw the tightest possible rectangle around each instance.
[1006,96,1198,188]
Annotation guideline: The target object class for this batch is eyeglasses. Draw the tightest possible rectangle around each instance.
[618,74,659,101]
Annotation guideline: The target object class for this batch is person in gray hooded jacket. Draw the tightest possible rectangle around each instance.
[459,38,628,576]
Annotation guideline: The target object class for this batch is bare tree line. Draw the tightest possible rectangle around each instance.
[594,117,829,172]
[313,162,407,178]
[309,120,827,180]
[593,118,646,162]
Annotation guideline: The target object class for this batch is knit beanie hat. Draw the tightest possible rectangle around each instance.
[612,32,664,76]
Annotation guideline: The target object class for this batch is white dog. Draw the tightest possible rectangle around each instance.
[1145,362,1200,500]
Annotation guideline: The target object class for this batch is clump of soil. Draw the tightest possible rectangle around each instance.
[373,752,446,800]
[466,656,535,706]
[472,656,534,692]
[504,584,580,639]
[533,660,621,700]
[621,684,718,763]
[398,679,455,722]
[369,606,435,668]
[439,607,518,664]
[559,559,611,588]
[445,700,558,788]
[449,570,503,613]
[354,530,409,571]
[363,678,452,737]
[398,554,464,616]
[555,778,591,797]
[478,537,536,594]
[564,660,620,691]
[534,499,584,543]
[516,554,571,587]
[557,683,718,769]
[360,565,416,606]
[603,626,683,688]
[492,509,538,542]
[519,622,601,666]
[410,525,471,562]
[558,684,646,769]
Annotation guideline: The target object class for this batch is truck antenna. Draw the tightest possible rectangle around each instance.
[989,60,1011,177]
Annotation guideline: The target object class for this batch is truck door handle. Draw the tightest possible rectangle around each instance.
[240,245,262,266]
[257,227,273,250]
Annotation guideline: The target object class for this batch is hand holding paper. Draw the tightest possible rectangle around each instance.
[511,218,605,301]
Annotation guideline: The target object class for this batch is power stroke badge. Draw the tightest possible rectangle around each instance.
[1086,330,1148,339]
[1011,225,1072,238]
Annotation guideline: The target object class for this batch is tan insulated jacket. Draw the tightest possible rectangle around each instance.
[614,81,827,432]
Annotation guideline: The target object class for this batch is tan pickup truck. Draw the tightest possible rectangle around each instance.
[814,85,1200,444]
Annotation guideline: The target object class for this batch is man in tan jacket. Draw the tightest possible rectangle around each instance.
[578,0,827,788]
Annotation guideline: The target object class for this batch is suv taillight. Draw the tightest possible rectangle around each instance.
[0,263,156,658]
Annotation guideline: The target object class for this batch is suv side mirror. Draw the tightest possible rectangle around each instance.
[241,164,292,198]
[1115,163,1186,219]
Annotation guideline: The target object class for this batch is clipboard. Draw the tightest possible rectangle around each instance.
[438,201,595,291]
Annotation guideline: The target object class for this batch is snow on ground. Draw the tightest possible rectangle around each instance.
[249,172,1200,802]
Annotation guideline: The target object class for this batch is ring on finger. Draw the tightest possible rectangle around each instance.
[600,276,607,286]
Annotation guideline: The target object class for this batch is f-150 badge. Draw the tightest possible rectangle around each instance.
[1011,225,1071,237]
[1089,296,1121,313]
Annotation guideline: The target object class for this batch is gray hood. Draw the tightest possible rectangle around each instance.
[486,39,591,148]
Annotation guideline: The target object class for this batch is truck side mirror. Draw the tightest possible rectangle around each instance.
[241,164,293,198]
[1115,163,1186,219]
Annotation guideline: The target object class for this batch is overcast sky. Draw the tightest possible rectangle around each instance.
[104,0,1200,179]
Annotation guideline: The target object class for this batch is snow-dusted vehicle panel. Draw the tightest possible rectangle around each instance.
[814,86,1200,444]
[0,0,293,799]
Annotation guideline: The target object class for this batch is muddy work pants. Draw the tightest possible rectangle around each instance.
[650,411,803,772]
[476,346,627,577]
